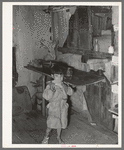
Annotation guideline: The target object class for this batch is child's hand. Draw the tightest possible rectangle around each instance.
[50,83,56,92]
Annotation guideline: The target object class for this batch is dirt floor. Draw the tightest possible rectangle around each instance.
[12,109,118,144]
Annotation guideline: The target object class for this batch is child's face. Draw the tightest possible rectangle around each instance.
[52,74,63,83]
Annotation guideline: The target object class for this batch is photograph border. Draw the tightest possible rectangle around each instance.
[2,1,122,148]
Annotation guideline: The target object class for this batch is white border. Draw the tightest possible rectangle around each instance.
[2,2,122,148]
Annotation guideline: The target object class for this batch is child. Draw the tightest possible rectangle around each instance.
[42,65,73,144]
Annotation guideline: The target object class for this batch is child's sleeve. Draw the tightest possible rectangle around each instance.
[67,86,73,96]
[43,84,54,100]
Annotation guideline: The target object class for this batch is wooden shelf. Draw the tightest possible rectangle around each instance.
[108,107,118,116]
[24,65,105,86]
[58,47,113,59]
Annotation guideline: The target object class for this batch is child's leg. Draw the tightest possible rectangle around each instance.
[45,127,52,137]
[42,128,52,144]
[57,128,64,143]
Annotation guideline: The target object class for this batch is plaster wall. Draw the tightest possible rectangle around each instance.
[112,6,119,26]
[13,6,52,96]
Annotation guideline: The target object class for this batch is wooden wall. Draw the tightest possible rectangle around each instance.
[64,6,112,51]
[84,81,114,130]
[91,13,112,36]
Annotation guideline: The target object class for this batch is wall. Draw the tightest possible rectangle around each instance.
[112,6,119,55]
[111,6,119,133]
[112,6,119,26]
[13,6,52,96]
[57,6,119,122]
[56,6,113,116]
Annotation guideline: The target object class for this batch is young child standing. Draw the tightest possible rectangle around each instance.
[42,65,73,144]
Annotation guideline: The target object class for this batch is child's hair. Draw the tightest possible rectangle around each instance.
[51,64,65,75]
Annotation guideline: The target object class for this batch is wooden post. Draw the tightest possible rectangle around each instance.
[42,74,46,116]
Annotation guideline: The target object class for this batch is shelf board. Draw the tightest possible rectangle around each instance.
[58,47,113,59]
[24,65,104,86]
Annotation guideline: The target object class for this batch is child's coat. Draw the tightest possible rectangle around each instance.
[43,81,73,129]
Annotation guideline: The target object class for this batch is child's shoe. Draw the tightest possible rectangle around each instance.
[42,136,49,144]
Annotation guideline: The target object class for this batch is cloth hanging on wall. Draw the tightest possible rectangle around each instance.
[52,7,76,47]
